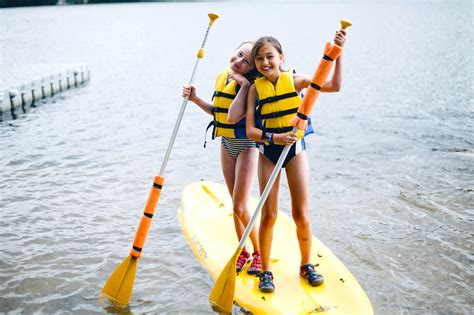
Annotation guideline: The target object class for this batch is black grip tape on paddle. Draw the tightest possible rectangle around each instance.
[297,112,309,120]
[310,83,321,91]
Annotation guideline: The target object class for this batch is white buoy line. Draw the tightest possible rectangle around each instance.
[0,65,90,119]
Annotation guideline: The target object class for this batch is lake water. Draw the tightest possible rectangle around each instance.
[0,0,473,314]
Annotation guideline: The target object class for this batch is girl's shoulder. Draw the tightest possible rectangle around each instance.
[217,67,232,76]
[216,68,231,80]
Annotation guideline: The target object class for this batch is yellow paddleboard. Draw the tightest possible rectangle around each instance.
[178,180,373,314]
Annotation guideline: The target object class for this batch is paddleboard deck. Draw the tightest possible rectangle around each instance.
[178,180,373,314]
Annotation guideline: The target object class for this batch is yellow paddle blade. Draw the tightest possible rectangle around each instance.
[209,249,240,313]
[101,255,138,305]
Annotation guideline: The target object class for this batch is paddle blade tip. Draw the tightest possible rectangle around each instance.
[209,251,240,313]
[210,301,233,314]
[99,291,129,307]
[209,297,233,314]
[101,255,138,306]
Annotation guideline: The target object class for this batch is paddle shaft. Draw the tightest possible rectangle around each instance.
[102,14,219,306]
[159,25,214,176]
[130,14,218,259]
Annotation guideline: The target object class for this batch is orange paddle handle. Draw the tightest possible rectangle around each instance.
[290,42,343,130]
[130,175,165,258]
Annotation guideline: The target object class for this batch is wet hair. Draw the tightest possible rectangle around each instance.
[251,36,286,74]
[235,41,259,82]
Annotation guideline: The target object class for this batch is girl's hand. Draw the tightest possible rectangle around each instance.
[182,84,197,102]
[334,30,346,47]
[273,132,297,146]
[229,72,250,88]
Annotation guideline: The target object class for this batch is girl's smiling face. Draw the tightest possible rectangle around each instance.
[254,42,284,82]
[229,42,253,75]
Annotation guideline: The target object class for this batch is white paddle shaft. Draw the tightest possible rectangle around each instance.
[159,24,214,176]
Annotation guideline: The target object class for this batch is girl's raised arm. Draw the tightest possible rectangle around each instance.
[293,57,343,94]
[293,29,346,93]
[245,84,262,142]
[321,54,342,92]
[322,29,346,92]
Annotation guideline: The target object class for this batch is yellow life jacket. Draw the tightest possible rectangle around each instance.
[208,68,247,139]
[254,71,305,139]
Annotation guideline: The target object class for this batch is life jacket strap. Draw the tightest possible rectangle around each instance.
[264,126,294,134]
[258,91,298,106]
[213,121,245,129]
[203,120,246,148]
[212,91,235,100]
[260,107,298,120]
[211,107,229,113]
[203,121,215,148]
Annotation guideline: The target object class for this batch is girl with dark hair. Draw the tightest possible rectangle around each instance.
[245,33,346,293]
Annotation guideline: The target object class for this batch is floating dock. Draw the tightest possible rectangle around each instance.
[0,65,90,119]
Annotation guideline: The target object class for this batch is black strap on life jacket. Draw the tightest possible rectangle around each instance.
[204,121,214,148]
[260,107,298,120]
[211,107,228,114]
[264,126,294,134]
[257,91,298,106]
[203,121,245,148]
[213,121,245,129]
[257,105,294,136]
[212,91,235,101]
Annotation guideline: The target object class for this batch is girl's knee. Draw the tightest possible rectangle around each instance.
[293,210,310,228]
[261,209,278,227]
[233,204,247,218]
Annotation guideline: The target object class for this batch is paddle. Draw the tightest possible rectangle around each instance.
[101,13,219,306]
[209,19,352,313]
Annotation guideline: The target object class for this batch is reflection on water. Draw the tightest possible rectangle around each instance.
[1,0,473,314]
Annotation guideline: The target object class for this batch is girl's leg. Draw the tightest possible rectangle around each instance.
[258,153,281,272]
[285,151,312,266]
[220,145,245,241]
[233,148,259,252]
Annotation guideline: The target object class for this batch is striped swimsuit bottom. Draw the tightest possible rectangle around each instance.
[221,137,257,159]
